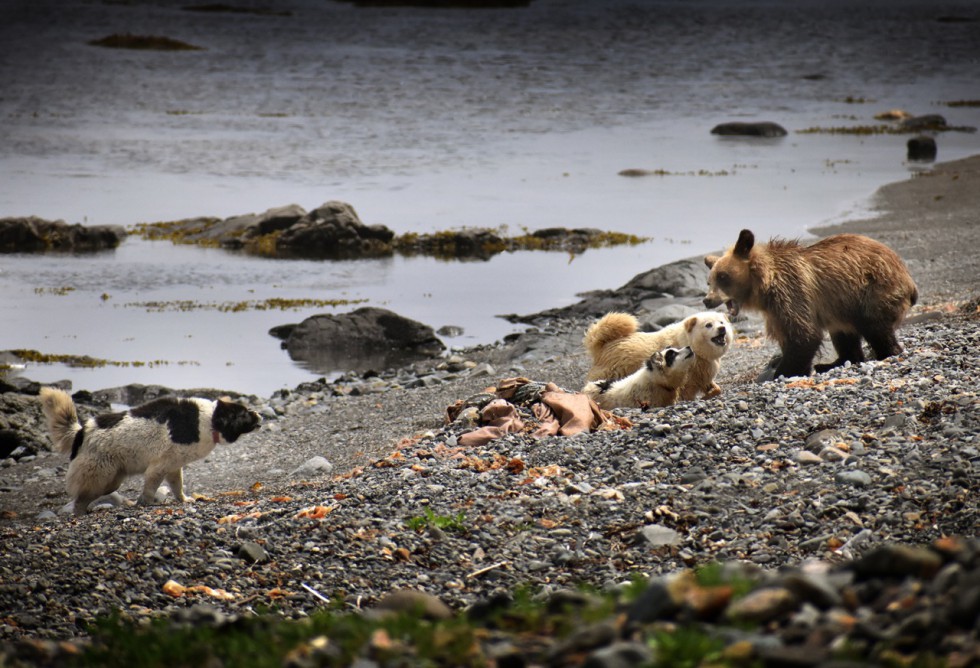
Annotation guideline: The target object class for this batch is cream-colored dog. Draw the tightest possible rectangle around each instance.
[583,311,733,400]
[583,346,696,409]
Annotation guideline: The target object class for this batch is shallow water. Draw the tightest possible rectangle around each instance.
[1,0,979,396]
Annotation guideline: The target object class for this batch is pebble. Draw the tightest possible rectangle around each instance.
[834,470,872,487]
[0,310,977,666]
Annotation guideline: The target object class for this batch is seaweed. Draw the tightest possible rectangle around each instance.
[121,297,368,313]
[8,349,196,369]
[34,286,76,296]
[618,168,733,177]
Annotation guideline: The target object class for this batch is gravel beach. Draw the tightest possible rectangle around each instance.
[1,156,978,665]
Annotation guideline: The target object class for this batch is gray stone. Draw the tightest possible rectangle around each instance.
[645,303,700,327]
[236,541,270,564]
[835,470,872,487]
[276,202,394,258]
[291,456,334,478]
[621,257,710,299]
[0,216,125,253]
[879,413,907,435]
[279,307,446,375]
[637,524,682,548]
[900,114,948,132]
[794,450,823,465]
[710,121,788,137]
[907,136,937,162]
[244,204,307,237]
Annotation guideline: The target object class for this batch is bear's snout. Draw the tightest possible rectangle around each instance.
[703,296,722,309]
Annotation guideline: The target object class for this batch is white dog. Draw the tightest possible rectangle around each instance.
[583,346,696,409]
[584,311,733,400]
[40,388,261,514]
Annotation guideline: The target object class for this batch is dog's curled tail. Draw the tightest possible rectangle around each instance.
[583,312,639,360]
[38,387,82,455]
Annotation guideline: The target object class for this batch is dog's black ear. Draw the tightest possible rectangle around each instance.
[646,351,665,372]
[733,229,755,258]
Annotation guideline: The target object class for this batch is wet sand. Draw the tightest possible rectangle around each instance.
[812,154,980,306]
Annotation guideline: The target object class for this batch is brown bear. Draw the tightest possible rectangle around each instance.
[703,229,918,379]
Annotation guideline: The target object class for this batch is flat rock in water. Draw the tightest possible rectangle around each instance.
[710,121,788,137]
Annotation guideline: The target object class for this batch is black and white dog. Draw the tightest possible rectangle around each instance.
[40,387,261,514]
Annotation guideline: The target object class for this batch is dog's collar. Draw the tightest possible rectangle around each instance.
[212,429,221,444]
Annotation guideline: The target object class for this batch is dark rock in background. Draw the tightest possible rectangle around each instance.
[278,307,446,374]
[0,217,125,253]
[908,135,938,162]
[710,121,787,137]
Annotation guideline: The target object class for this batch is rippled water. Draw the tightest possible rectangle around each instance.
[1,0,979,396]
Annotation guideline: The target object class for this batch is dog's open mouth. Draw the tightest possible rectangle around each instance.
[725,300,740,318]
[711,330,729,346]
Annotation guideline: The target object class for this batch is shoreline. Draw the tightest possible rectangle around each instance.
[4,151,978,399]
[810,153,980,307]
[2,153,976,513]
[0,154,978,665]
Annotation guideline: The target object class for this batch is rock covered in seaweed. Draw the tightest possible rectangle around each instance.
[0,217,125,253]
[134,202,645,260]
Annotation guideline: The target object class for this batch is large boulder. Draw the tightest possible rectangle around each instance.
[711,121,788,138]
[0,217,125,253]
[138,201,395,258]
[619,256,709,298]
[505,256,710,325]
[0,387,87,458]
[275,307,446,374]
[274,201,394,258]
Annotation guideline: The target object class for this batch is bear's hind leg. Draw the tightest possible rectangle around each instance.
[815,331,865,373]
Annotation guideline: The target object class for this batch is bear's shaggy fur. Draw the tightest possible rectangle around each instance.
[582,346,696,410]
[583,311,732,399]
[704,229,918,378]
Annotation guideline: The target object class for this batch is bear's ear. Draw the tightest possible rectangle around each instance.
[684,315,698,333]
[733,229,755,258]
[704,254,719,268]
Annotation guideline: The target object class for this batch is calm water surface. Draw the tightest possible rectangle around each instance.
[1,0,978,396]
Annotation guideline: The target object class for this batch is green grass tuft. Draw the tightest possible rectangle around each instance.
[405,507,468,533]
